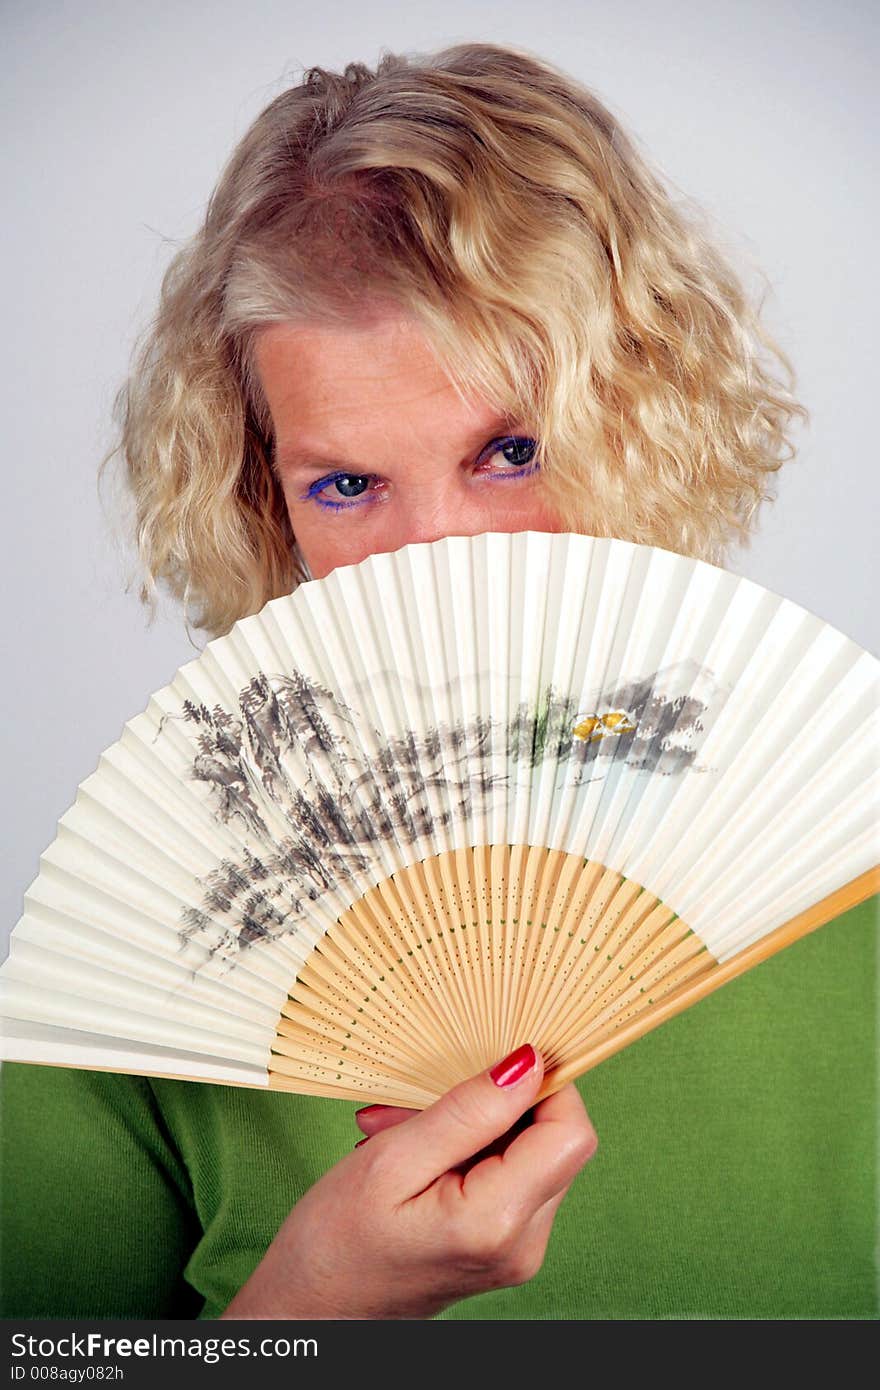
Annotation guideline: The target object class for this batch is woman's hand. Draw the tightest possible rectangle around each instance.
[220,1044,597,1320]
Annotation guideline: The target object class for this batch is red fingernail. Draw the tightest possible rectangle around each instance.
[354,1137,369,1148]
[490,1043,537,1088]
[355,1105,385,1117]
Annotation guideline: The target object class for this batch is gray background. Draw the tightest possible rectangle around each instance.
[2,0,877,951]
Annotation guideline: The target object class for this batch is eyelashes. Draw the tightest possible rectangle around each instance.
[301,436,540,512]
[301,472,378,511]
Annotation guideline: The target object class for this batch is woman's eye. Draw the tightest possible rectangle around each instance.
[303,436,539,511]
[485,436,538,470]
[471,435,540,481]
[303,472,378,511]
[324,474,371,500]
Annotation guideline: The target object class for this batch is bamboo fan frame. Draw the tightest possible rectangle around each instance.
[272,849,879,1106]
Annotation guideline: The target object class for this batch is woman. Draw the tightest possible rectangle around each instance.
[1,42,874,1320]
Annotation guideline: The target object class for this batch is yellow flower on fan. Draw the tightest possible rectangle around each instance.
[573,710,637,742]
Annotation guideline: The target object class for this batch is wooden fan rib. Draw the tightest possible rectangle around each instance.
[518,883,676,1048]
[489,844,516,1055]
[273,1021,441,1093]
[539,865,880,1098]
[549,933,714,1062]
[421,851,492,1062]
[478,839,558,1056]
[558,900,684,1015]
[371,854,489,1063]
[542,909,689,1050]
[280,969,470,1088]
[274,847,691,1094]
[268,1061,432,1108]
[286,893,489,1086]
[273,1012,466,1097]
[341,877,483,1070]
[472,839,522,1056]
[494,842,550,1059]
[548,874,646,989]
[285,958,436,1073]
[515,864,637,1044]
[470,844,496,1056]
[526,849,606,989]
[505,854,615,1046]
[360,867,477,1042]
[276,1000,437,1077]
[497,843,541,1050]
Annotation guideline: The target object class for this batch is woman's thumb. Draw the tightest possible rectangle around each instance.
[387,1044,544,1196]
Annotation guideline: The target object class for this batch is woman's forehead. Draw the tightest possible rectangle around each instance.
[254,311,438,372]
[254,316,507,442]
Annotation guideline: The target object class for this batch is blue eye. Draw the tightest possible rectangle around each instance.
[472,435,540,481]
[300,472,374,511]
[493,436,538,469]
[302,435,539,512]
[324,474,370,500]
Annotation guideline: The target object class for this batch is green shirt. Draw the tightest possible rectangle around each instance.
[1,898,876,1321]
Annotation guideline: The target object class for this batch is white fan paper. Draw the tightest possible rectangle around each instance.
[1,533,877,1106]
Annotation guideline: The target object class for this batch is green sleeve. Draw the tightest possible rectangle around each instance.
[0,1061,204,1319]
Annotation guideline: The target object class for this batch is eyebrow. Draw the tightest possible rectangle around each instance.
[273,414,521,477]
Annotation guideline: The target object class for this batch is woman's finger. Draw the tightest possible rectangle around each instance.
[354,1104,416,1137]
[374,1045,546,1197]
[459,1081,597,1214]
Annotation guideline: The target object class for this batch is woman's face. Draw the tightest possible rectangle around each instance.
[254,315,567,580]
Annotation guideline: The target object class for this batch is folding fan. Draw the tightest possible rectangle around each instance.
[1,532,877,1108]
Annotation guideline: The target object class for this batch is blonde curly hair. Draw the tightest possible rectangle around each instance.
[102,40,807,640]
